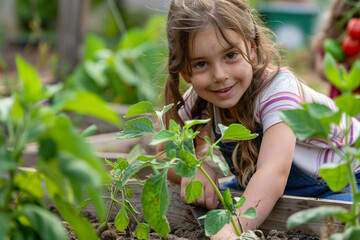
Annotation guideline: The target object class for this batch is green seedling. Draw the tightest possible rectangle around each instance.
[95,145,151,240]
[280,52,360,239]
[116,101,264,239]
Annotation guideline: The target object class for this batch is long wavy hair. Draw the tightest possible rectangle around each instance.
[164,0,281,186]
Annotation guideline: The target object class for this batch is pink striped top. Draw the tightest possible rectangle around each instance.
[178,70,360,178]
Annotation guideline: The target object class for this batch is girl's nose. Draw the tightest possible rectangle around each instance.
[213,63,228,82]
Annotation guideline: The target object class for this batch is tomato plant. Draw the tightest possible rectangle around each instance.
[342,34,360,56]
[115,101,264,239]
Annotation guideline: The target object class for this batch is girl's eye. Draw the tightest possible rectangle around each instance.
[225,52,238,60]
[194,61,207,69]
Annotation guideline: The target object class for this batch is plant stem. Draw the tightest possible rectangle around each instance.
[344,115,359,226]
[198,166,242,236]
[107,0,127,36]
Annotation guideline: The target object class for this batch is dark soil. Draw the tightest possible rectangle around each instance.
[64,220,319,240]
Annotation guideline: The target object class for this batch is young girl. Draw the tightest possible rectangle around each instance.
[162,0,360,238]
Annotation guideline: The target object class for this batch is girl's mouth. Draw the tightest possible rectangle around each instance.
[212,84,236,97]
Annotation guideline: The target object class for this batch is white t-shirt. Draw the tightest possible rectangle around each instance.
[178,70,360,178]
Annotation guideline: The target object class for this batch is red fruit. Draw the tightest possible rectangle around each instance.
[347,18,360,40]
[342,34,360,56]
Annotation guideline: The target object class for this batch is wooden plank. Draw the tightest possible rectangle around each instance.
[82,181,350,237]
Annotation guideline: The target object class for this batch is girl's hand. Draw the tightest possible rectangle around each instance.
[180,162,220,210]
[210,222,238,240]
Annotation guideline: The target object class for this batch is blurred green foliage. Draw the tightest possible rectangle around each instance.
[66,14,169,105]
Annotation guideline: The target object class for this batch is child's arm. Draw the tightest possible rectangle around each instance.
[211,122,296,239]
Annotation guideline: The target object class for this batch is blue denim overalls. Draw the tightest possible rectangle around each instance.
[215,122,360,201]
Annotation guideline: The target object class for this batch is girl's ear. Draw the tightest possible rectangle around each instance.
[181,70,191,83]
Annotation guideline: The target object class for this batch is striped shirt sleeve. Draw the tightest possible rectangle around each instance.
[256,71,303,132]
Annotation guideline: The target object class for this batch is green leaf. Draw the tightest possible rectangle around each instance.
[184,119,211,129]
[346,60,360,92]
[124,101,157,118]
[81,124,98,137]
[204,209,232,236]
[117,161,152,189]
[135,223,149,240]
[48,115,107,183]
[185,180,203,203]
[14,171,44,199]
[58,153,101,187]
[141,171,170,238]
[39,138,57,160]
[84,60,108,87]
[20,205,68,240]
[324,53,343,91]
[84,34,106,60]
[280,108,329,141]
[175,150,198,178]
[156,104,174,120]
[11,93,24,122]
[242,207,257,219]
[150,129,175,145]
[54,199,98,240]
[287,206,350,229]
[319,162,349,191]
[114,207,129,231]
[329,233,343,240]
[16,55,43,104]
[60,90,121,126]
[234,196,246,208]
[218,123,258,141]
[0,97,13,123]
[0,213,11,239]
[335,94,360,117]
[343,226,360,240]
[125,117,155,134]
[223,189,233,209]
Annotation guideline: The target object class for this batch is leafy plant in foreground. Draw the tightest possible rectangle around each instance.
[116,101,265,239]
[280,52,360,239]
[0,55,121,240]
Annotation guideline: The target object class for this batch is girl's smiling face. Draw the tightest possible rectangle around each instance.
[184,26,256,110]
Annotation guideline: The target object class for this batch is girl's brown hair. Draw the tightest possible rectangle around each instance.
[164,0,281,186]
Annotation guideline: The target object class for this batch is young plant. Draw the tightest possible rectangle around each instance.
[280,52,360,239]
[0,55,121,240]
[95,145,151,240]
[116,101,264,239]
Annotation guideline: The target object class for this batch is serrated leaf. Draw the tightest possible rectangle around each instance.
[185,180,203,203]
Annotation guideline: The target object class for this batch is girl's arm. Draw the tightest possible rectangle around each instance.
[211,122,296,239]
